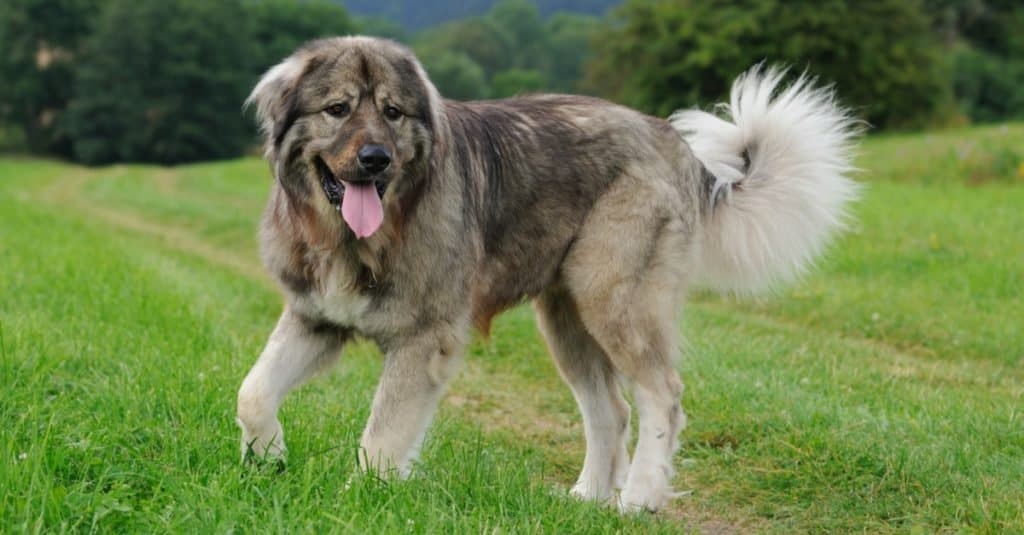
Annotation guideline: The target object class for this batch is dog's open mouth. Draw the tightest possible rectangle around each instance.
[315,157,388,205]
[315,157,387,239]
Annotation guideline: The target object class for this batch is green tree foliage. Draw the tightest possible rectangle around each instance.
[415,0,599,99]
[422,52,490,101]
[66,0,253,164]
[952,45,1024,123]
[490,0,550,71]
[586,0,951,129]
[927,0,1024,122]
[60,0,355,165]
[491,69,547,97]
[417,17,516,82]
[545,13,600,92]
[247,0,357,72]
[342,0,616,31]
[8,0,1024,164]
[0,0,104,155]
[358,17,409,42]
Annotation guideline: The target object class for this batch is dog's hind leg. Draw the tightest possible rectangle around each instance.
[571,261,688,512]
[563,175,697,512]
[358,325,465,478]
[237,308,348,464]
[534,287,631,503]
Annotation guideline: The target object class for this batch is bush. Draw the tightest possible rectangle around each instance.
[937,3,1024,124]
[586,0,952,129]
[952,46,1024,124]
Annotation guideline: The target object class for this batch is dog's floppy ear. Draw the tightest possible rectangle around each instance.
[246,55,310,153]
[403,54,449,158]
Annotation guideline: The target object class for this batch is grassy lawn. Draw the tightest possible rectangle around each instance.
[1,123,1022,533]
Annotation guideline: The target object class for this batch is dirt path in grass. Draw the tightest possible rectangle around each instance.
[692,301,1024,389]
[36,168,272,285]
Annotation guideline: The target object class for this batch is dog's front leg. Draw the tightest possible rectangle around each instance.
[237,307,347,463]
[358,327,464,478]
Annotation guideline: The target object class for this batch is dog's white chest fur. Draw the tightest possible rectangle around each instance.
[318,289,370,327]
[290,262,371,329]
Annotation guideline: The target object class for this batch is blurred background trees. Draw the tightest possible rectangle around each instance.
[0,0,1022,164]
[0,0,103,156]
[66,0,254,164]
[585,0,951,129]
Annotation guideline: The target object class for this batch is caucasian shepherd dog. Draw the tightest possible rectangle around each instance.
[237,36,859,512]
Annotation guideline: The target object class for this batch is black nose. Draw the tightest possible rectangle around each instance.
[357,144,391,175]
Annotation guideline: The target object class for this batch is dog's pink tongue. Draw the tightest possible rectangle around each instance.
[340,182,383,239]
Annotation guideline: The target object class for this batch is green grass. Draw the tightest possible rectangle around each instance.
[1,123,1022,533]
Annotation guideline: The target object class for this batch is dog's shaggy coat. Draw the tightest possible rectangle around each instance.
[237,36,859,511]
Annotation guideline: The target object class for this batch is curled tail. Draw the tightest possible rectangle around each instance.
[670,65,862,294]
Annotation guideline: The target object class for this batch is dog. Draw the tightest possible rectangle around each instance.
[237,36,859,512]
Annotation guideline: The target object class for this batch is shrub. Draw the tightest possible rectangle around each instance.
[952,46,1024,124]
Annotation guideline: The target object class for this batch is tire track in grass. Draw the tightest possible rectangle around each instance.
[37,168,273,286]
[690,301,1024,390]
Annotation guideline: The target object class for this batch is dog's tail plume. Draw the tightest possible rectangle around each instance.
[670,65,862,294]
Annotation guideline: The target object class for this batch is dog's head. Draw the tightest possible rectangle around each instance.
[247,37,445,241]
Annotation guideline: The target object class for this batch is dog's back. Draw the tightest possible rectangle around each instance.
[444,95,707,331]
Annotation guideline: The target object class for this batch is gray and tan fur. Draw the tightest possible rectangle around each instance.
[237,36,859,512]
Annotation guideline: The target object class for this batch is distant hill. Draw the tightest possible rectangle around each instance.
[340,0,619,31]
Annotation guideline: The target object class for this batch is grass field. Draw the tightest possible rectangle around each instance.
[1,123,1022,533]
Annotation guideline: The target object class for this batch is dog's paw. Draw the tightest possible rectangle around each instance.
[618,465,675,513]
[243,449,287,474]
[569,478,613,504]
[570,482,602,502]
[237,417,286,469]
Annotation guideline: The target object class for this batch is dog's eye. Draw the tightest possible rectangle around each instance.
[325,102,351,118]
[383,105,402,121]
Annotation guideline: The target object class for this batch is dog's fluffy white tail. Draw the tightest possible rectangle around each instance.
[670,65,861,294]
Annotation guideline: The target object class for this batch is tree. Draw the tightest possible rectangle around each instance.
[545,12,600,92]
[66,0,253,164]
[586,0,951,129]
[0,0,103,155]
[924,0,1024,122]
[414,0,599,99]
[490,0,549,72]
[246,0,357,72]
[421,52,489,100]
[491,69,547,98]
[416,17,516,81]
